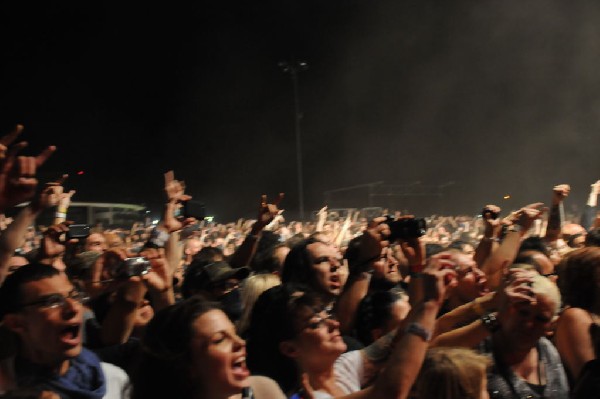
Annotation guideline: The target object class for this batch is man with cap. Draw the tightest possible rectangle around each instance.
[181,260,250,322]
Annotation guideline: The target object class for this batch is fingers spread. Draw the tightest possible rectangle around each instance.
[0,124,24,147]
[35,146,56,167]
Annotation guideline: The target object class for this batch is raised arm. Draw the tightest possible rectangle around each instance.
[581,181,600,231]
[474,205,502,267]
[334,210,353,248]
[52,178,75,225]
[141,247,175,310]
[432,269,535,347]
[545,184,570,242]
[315,206,328,233]
[481,203,545,290]
[367,259,457,399]
[0,125,55,213]
[161,171,194,276]
[336,218,389,334]
[229,193,283,269]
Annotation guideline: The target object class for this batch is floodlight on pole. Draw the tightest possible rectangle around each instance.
[279,59,308,220]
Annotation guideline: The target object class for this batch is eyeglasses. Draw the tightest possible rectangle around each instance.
[304,309,337,330]
[20,290,89,310]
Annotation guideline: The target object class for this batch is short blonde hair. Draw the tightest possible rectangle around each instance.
[237,273,281,334]
[531,273,561,315]
[417,347,490,399]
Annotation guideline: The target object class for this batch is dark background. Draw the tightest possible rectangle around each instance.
[1,1,599,221]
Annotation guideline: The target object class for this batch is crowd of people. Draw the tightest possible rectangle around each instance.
[1,125,600,398]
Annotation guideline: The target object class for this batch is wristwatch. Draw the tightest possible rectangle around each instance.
[481,312,501,333]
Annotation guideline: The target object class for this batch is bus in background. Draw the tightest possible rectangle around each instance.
[17,202,149,229]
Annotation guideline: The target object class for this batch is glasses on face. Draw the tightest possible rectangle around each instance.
[304,309,337,330]
[20,290,89,310]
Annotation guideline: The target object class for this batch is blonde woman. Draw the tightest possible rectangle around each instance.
[416,347,491,399]
[237,273,281,335]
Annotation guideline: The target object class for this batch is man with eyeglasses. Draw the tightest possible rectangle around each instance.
[0,263,129,398]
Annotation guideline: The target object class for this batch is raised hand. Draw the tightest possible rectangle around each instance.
[482,204,503,238]
[253,193,284,232]
[349,217,391,269]
[317,205,328,219]
[414,253,458,305]
[492,267,537,311]
[496,268,538,325]
[0,125,56,211]
[513,202,546,232]
[31,175,70,212]
[164,170,191,204]
[552,184,571,204]
[162,170,195,233]
[140,247,172,294]
[592,180,600,196]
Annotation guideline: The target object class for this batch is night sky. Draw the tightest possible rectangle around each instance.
[1,1,599,221]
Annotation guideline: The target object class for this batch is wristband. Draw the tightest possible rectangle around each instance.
[55,212,67,219]
[404,322,432,342]
[57,208,68,214]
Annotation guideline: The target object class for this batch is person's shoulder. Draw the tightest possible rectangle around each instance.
[249,375,286,399]
[560,307,593,322]
[336,349,362,367]
[101,362,130,399]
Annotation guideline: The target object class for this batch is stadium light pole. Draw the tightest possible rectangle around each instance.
[279,60,308,220]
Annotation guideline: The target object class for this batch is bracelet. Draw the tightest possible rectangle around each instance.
[471,297,486,316]
[481,312,501,333]
[404,322,432,342]
[57,208,68,214]
[55,212,67,218]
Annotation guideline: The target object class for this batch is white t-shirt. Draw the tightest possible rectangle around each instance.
[101,361,130,399]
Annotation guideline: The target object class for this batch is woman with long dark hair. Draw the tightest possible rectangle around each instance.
[131,296,285,399]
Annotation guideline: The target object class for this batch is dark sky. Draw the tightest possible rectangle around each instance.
[1,1,599,221]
